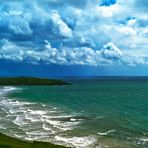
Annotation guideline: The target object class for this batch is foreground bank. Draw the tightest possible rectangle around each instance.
[0,133,66,148]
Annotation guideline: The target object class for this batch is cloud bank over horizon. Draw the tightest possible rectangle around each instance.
[0,0,148,68]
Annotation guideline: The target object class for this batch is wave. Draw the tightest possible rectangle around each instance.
[97,130,115,136]
[0,86,96,147]
[137,138,148,145]
[55,135,96,148]
[0,86,21,96]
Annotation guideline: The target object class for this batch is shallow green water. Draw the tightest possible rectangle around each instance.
[0,79,148,147]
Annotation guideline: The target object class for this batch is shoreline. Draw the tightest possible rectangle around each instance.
[0,78,69,148]
[0,133,66,148]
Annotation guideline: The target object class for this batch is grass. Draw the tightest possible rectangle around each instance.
[0,133,66,148]
[0,77,68,86]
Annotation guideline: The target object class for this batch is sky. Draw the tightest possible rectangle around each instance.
[0,0,148,76]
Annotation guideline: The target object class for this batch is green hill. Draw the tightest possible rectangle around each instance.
[0,77,68,86]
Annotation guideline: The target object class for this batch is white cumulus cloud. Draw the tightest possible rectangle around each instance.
[50,12,73,38]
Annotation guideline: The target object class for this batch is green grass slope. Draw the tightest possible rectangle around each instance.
[0,133,66,148]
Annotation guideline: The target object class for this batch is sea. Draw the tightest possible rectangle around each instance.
[0,77,148,148]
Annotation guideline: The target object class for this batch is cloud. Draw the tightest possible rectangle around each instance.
[0,0,148,67]
[9,15,32,35]
[0,39,147,67]
[97,3,120,18]
[50,12,73,38]
[101,42,123,59]
[0,39,24,61]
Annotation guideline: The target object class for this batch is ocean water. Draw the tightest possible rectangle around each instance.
[0,78,148,148]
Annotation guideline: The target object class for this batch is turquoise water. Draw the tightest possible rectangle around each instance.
[0,79,148,147]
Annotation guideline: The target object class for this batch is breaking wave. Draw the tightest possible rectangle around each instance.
[0,86,97,147]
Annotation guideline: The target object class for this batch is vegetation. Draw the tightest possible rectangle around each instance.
[0,133,66,148]
[0,77,68,86]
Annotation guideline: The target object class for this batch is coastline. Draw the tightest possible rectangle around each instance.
[0,133,66,148]
[0,78,69,148]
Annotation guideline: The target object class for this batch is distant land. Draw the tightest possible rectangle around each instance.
[0,77,68,86]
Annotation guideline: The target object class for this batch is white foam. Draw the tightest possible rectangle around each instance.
[41,103,46,107]
[0,86,21,96]
[55,136,96,147]
[42,124,52,131]
[30,110,47,115]
[14,134,25,138]
[140,138,148,142]
[70,118,77,121]
[1,99,30,108]
[26,131,49,136]
[45,119,80,131]
[16,101,35,106]
[2,86,18,92]
[0,125,6,130]
[137,138,148,144]
[51,115,77,119]
[97,130,115,136]
[59,121,80,128]
[9,107,24,114]
[13,115,27,126]
[25,136,40,141]
[46,120,61,126]
[25,115,41,123]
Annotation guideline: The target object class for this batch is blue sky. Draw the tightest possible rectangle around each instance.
[0,0,148,76]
